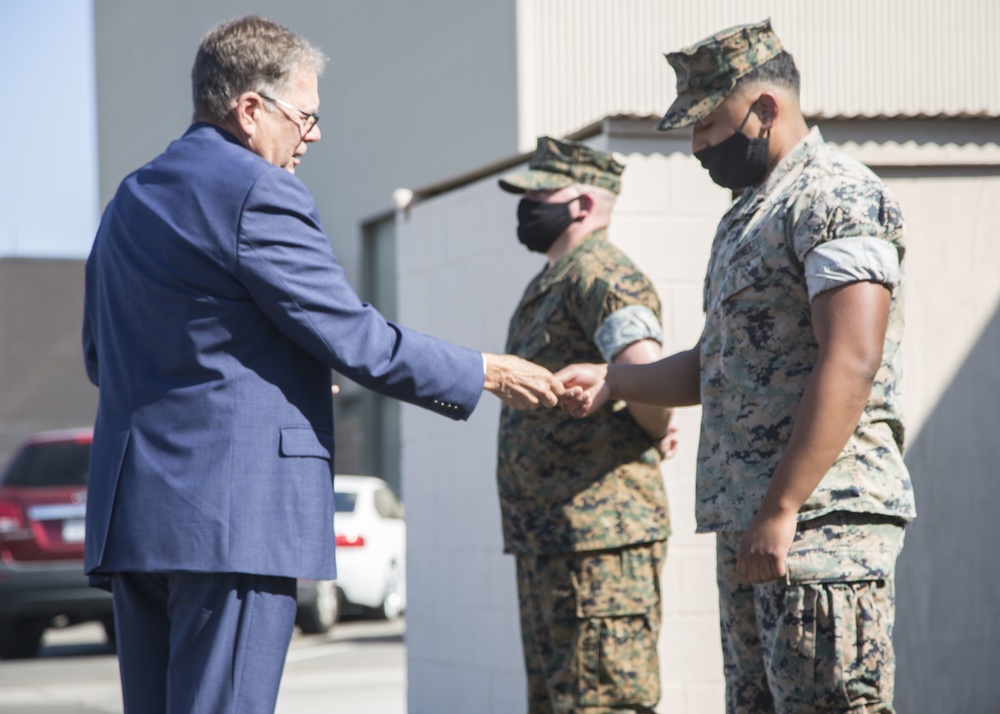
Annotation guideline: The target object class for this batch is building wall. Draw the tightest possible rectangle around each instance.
[93,0,520,289]
[880,164,1000,714]
[515,0,999,146]
[397,128,732,712]
[397,118,1000,713]
[397,180,539,713]
[93,0,999,280]
[0,259,97,466]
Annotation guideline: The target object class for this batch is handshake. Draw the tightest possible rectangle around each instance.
[483,353,607,415]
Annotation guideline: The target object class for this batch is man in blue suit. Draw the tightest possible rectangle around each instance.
[82,15,563,714]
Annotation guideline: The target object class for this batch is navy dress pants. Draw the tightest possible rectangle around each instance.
[110,571,298,714]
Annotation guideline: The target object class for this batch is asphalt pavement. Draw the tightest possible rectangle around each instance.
[0,617,406,714]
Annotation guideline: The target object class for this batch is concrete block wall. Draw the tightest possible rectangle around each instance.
[877,169,1000,714]
[611,152,731,710]
[397,123,1000,713]
[399,177,536,714]
[398,147,731,713]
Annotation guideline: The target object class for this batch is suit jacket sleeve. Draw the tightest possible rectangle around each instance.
[235,168,484,419]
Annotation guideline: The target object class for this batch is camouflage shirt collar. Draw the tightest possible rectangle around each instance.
[760,126,824,194]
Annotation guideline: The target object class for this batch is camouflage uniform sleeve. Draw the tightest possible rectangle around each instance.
[803,238,900,300]
[573,261,663,362]
[594,305,664,362]
[791,176,905,300]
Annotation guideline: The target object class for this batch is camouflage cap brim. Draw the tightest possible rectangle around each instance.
[656,19,783,132]
[656,88,729,131]
[498,169,577,194]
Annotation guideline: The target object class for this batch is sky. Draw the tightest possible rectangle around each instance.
[0,0,98,259]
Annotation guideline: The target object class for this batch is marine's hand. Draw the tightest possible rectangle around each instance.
[483,353,565,409]
[656,425,680,460]
[737,508,798,584]
[554,363,610,418]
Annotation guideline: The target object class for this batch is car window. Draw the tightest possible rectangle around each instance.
[373,488,404,520]
[1,442,91,487]
[334,491,357,512]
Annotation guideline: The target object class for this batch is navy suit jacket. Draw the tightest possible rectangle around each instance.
[82,123,483,581]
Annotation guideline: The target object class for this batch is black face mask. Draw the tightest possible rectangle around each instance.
[694,104,770,190]
[516,196,581,253]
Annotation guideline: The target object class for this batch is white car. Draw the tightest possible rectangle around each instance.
[332,475,406,620]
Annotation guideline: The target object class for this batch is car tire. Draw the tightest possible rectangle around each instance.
[380,561,404,621]
[0,618,46,660]
[297,580,339,634]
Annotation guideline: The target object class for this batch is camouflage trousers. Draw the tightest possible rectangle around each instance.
[516,541,667,714]
[717,512,906,714]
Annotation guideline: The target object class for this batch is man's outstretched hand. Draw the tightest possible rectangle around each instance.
[483,353,569,410]
[554,363,611,418]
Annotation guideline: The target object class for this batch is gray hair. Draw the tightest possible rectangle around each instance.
[192,15,326,123]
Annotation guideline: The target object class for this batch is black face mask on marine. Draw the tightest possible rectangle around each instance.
[694,105,770,190]
[516,196,582,253]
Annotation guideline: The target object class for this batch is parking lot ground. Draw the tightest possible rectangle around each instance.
[0,617,406,714]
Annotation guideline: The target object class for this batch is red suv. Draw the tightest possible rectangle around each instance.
[0,428,336,658]
[0,428,114,658]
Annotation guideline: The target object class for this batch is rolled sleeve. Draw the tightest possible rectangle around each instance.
[594,305,663,362]
[804,236,901,300]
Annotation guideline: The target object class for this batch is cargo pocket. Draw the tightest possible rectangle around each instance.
[766,579,896,711]
[577,614,660,707]
[574,544,665,708]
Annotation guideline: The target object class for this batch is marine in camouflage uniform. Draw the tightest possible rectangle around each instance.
[654,20,916,713]
[498,137,672,713]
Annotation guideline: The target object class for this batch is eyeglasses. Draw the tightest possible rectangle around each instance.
[258,92,319,132]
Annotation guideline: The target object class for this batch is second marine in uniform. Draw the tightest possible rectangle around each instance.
[497,137,675,714]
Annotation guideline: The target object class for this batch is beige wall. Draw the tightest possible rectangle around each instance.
[397,118,1000,713]
[879,166,1000,714]
[515,0,999,147]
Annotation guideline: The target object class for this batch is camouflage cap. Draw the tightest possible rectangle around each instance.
[498,136,624,195]
[656,19,783,131]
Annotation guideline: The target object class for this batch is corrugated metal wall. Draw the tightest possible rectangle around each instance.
[516,0,998,146]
